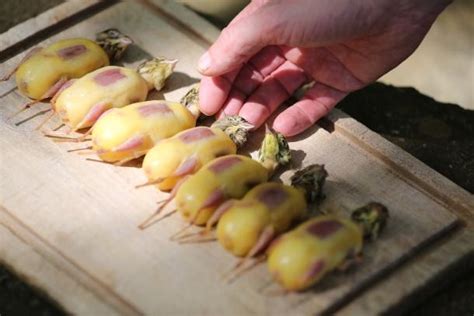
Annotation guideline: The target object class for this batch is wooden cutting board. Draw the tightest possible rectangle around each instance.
[0,0,113,61]
[0,1,472,315]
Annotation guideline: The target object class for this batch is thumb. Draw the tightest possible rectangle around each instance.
[198,7,279,76]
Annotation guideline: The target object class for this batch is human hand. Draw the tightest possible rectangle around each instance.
[198,0,451,136]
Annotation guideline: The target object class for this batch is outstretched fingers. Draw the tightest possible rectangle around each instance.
[199,69,239,116]
[238,60,307,128]
[217,46,286,118]
[281,46,364,93]
[272,82,347,137]
[199,46,286,117]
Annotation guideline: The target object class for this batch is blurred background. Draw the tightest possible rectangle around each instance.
[0,0,472,315]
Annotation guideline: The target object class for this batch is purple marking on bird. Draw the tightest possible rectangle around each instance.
[257,187,288,208]
[94,68,126,86]
[306,220,343,239]
[137,103,172,117]
[57,45,87,60]
[179,127,215,143]
[209,156,241,174]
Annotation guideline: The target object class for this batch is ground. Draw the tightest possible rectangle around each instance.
[0,1,473,315]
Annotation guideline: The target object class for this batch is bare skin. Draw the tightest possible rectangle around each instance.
[198,0,452,136]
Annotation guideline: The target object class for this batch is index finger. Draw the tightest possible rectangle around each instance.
[199,45,286,116]
[199,69,240,116]
[197,1,262,116]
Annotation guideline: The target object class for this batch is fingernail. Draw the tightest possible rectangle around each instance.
[198,51,212,72]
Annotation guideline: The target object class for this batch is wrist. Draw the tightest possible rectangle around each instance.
[372,0,452,31]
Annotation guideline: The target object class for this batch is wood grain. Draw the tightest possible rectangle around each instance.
[0,1,472,315]
[337,229,474,316]
[0,208,122,316]
[318,111,474,315]
[0,0,114,61]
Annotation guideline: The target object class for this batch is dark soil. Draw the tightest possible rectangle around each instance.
[0,0,63,33]
[337,83,474,193]
[0,266,64,316]
[336,83,474,316]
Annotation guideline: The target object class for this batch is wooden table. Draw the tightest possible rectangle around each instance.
[0,1,473,315]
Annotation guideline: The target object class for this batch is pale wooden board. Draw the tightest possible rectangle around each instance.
[338,229,474,316]
[0,209,118,316]
[322,111,474,315]
[145,0,221,45]
[0,1,471,315]
[0,0,106,58]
